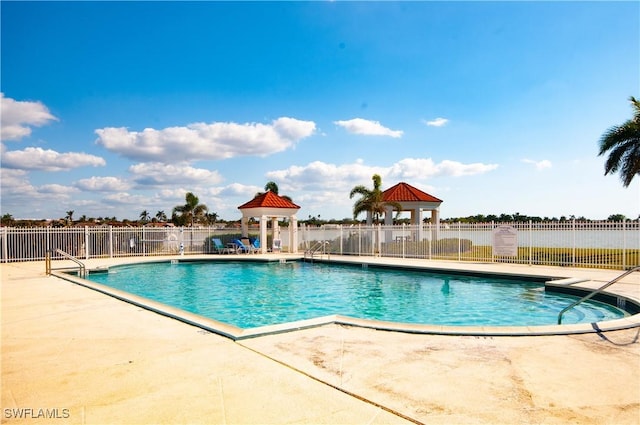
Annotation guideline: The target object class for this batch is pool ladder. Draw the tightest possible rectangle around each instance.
[305,241,330,261]
[45,249,86,278]
[557,265,640,324]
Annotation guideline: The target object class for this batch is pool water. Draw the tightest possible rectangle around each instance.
[85,261,626,329]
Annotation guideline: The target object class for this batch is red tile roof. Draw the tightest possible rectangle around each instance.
[238,191,301,210]
[382,182,442,203]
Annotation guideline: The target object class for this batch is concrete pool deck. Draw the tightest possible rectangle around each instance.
[2,256,640,424]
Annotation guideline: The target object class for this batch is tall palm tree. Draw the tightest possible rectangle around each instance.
[172,192,208,227]
[598,96,640,187]
[349,174,401,223]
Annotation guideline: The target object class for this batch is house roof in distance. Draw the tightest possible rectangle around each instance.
[238,191,301,210]
[382,182,443,203]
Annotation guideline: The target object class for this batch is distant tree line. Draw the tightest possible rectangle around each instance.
[439,213,636,224]
[1,209,635,229]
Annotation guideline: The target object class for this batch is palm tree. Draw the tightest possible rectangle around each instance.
[204,212,218,226]
[139,210,150,223]
[598,96,640,187]
[155,210,167,222]
[1,213,14,226]
[349,174,401,224]
[65,210,74,225]
[257,181,293,202]
[264,181,279,194]
[172,192,208,227]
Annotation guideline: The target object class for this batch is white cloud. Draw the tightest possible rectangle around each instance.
[0,168,31,192]
[157,187,191,200]
[0,93,58,141]
[389,158,499,178]
[216,183,262,198]
[423,117,449,127]
[103,192,151,206]
[1,147,106,171]
[0,169,77,218]
[268,157,498,193]
[128,162,224,186]
[333,118,403,138]
[75,176,132,192]
[267,160,388,192]
[522,159,552,170]
[38,184,79,195]
[95,117,316,163]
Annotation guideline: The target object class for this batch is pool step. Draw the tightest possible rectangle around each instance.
[546,277,589,286]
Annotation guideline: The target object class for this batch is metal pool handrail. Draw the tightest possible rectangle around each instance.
[557,266,640,324]
[45,249,86,278]
[304,241,330,261]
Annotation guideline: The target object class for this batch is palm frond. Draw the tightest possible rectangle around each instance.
[598,97,640,187]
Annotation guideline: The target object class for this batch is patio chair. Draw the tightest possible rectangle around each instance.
[250,237,261,252]
[272,239,282,252]
[212,238,233,254]
[232,238,253,254]
[241,237,259,254]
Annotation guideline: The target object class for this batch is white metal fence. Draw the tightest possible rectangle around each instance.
[299,221,640,270]
[0,226,286,263]
[1,221,638,269]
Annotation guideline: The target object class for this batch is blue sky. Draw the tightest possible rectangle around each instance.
[1,1,639,222]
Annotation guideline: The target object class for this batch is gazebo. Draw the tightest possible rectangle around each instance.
[237,191,300,253]
[381,182,443,226]
[363,182,443,240]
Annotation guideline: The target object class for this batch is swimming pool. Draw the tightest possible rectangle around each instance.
[84,260,627,329]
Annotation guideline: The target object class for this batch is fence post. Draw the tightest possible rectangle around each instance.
[572,218,576,267]
[428,223,432,260]
[402,223,406,259]
[46,226,51,257]
[490,221,494,263]
[1,227,7,263]
[84,226,90,260]
[623,219,627,269]
[529,220,532,266]
[109,226,113,258]
[458,222,461,261]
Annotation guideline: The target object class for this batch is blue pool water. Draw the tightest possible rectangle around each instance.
[85,261,626,328]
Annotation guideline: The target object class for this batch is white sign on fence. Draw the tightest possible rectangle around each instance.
[492,225,518,257]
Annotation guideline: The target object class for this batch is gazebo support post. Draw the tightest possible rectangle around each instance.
[260,215,268,254]
[383,206,394,245]
[241,217,249,238]
[272,218,280,242]
[413,207,424,241]
[431,209,440,240]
